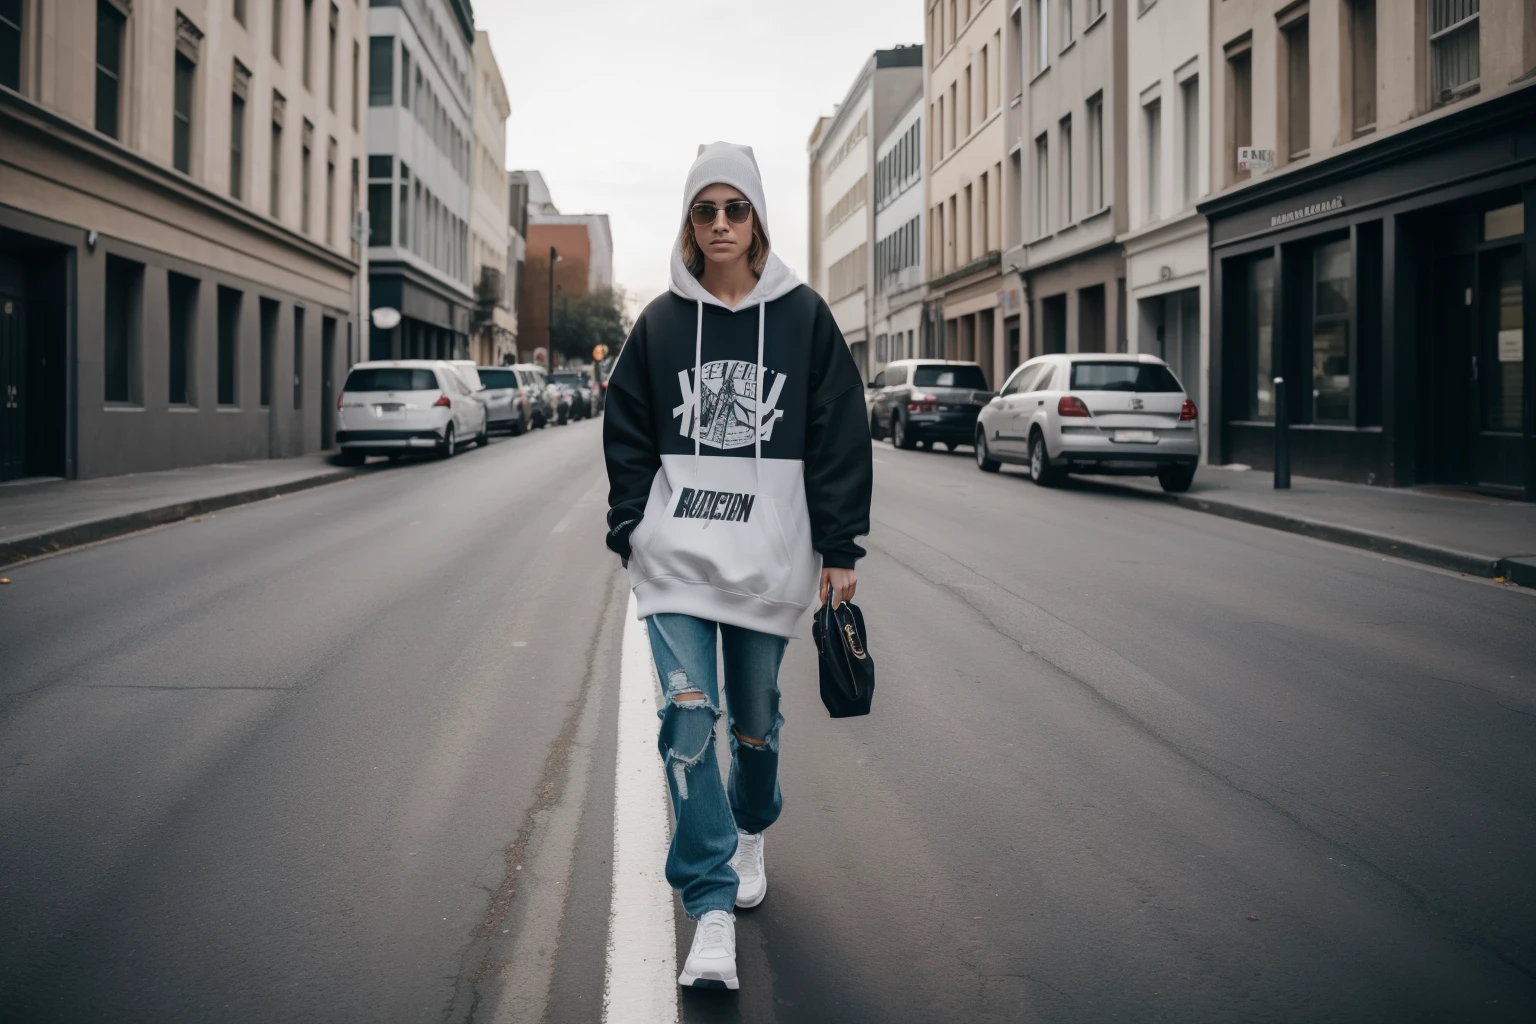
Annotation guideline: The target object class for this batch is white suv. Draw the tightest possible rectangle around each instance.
[335,360,488,463]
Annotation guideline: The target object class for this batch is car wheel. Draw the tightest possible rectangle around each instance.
[893,415,916,450]
[437,424,456,460]
[336,449,365,467]
[975,431,1001,473]
[1158,465,1196,493]
[869,411,886,442]
[510,415,525,437]
[1029,431,1060,486]
[475,419,489,447]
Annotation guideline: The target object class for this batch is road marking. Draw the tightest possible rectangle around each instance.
[552,476,608,533]
[602,593,678,1024]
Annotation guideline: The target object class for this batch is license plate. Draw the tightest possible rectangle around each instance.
[374,403,405,418]
[936,404,953,412]
[1114,429,1158,444]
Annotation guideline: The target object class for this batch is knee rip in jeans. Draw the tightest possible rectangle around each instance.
[660,671,718,800]
[730,712,782,754]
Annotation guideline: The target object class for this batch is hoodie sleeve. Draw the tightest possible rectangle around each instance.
[602,315,658,562]
[803,297,872,570]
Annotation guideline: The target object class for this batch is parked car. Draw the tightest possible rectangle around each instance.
[509,364,555,428]
[335,360,489,462]
[867,360,994,451]
[475,366,530,435]
[549,371,594,420]
[973,353,1199,492]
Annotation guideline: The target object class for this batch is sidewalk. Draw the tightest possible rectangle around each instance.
[0,454,369,567]
[1081,465,1536,586]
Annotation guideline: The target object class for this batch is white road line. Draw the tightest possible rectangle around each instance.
[602,593,678,1024]
[552,476,608,533]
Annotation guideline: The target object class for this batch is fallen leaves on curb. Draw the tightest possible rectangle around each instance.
[0,577,10,584]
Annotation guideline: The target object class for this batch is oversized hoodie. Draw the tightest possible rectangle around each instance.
[603,142,872,638]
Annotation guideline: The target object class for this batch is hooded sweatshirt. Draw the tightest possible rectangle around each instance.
[603,142,872,638]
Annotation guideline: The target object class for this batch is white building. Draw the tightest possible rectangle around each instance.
[1120,0,1210,459]
[469,29,512,366]
[365,0,475,361]
[808,46,924,377]
[871,93,925,373]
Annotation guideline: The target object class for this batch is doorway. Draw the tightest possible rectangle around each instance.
[0,242,67,482]
[1140,288,1202,406]
[320,315,336,449]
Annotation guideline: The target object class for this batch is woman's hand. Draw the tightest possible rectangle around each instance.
[820,567,857,608]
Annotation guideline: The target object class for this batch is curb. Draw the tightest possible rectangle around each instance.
[0,467,363,568]
[1082,479,1526,584]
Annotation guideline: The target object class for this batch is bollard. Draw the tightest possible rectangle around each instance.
[1273,376,1291,490]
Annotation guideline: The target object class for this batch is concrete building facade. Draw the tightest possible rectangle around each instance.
[926,0,1009,387]
[364,0,474,364]
[808,45,924,378]
[468,29,511,366]
[1202,0,1536,498]
[1121,0,1211,459]
[1006,0,1129,377]
[0,0,366,481]
[871,93,926,376]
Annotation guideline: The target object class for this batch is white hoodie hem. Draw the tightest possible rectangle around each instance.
[633,575,810,639]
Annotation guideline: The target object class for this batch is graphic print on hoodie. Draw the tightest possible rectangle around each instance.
[603,142,872,638]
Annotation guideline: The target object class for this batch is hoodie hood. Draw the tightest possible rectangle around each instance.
[669,141,802,312]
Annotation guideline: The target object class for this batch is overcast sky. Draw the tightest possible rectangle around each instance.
[479,0,923,315]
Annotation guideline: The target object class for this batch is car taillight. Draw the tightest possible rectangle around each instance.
[1057,395,1091,417]
[1180,398,1198,421]
[434,393,451,408]
[907,392,935,413]
[336,392,345,412]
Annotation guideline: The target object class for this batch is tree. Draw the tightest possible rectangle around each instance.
[549,287,631,363]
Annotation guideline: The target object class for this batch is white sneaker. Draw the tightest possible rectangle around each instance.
[731,829,767,909]
[678,910,738,990]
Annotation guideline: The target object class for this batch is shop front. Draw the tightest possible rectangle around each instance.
[1202,86,1535,500]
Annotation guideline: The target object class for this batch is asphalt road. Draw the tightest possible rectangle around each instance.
[3,421,1535,1023]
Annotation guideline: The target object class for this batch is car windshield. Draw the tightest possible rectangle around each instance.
[550,373,587,386]
[477,369,518,389]
[912,365,988,389]
[343,368,437,392]
[1069,361,1183,393]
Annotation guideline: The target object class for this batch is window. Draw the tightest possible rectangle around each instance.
[964,64,973,136]
[1283,17,1310,159]
[344,367,437,391]
[824,175,868,232]
[173,53,195,174]
[400,47,411,110]
[351,39,359,129]
[828,243,868,301]
[1062,0,1073,49]
[326,3,337,110]
[1034,133,1049,236]
[368,185,391,247]
[913,364,988,389]
[1228,45,1252,180]
[2,0,22,91]
[301,0,313,90]
[1247,255,1276,419]
[1059,115,1072,225]
[978,171,990,252]
[1070,361,1183,392]
[369,36,392,106]
[1090,0,1104,17]
[979,45,989,118]
[1034,0,1049,72]
[292,307,304,410]
[230,91,246,199]
[271,0,282,61]
[1429,0,1479,104]
[1487,249,1523,432]
[325,146,336,246]
[300,130,312,234]
[398,163,410,248]
[948,81,957,150]
[1348,1,1376,135]
[103,255,142,403]
[259,298,277,407]
[1180,76,1199,206]
[1086,93,1104,211]
[1144,99,1161,220]
[168,273,197,405]
[234,0,246,26]
[95,1,125,139]
[1312,239,1351,422]
[217,286,240,406]
[269,113,282,218]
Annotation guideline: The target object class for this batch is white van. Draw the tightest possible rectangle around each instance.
[335,360,488,463]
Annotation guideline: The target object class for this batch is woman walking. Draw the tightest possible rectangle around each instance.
[603,142,872,990]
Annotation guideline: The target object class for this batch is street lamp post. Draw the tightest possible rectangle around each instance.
[547,246,562,371]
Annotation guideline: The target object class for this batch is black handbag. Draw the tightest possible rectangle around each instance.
[811,599,875,718]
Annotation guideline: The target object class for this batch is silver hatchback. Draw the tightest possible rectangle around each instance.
[973,354,1200,492]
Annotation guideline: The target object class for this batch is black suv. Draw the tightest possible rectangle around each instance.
[867,360,994,451]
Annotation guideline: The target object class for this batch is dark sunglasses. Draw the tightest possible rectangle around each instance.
[689,200,753,226]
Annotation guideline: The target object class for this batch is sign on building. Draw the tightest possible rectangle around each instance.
[1237,147,1275,173]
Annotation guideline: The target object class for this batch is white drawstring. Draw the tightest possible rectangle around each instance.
[693,299,703,478]
[754,301,765,491]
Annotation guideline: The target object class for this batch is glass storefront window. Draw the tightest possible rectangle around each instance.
[1248,255,1275,419]
[1483,203,1523,242]
[1312,239,1352,422]
[1487,252,1523,432]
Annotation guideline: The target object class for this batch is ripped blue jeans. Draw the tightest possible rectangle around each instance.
[646,613,788,919]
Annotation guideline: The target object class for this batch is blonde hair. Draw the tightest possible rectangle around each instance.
[680,212,770,279]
